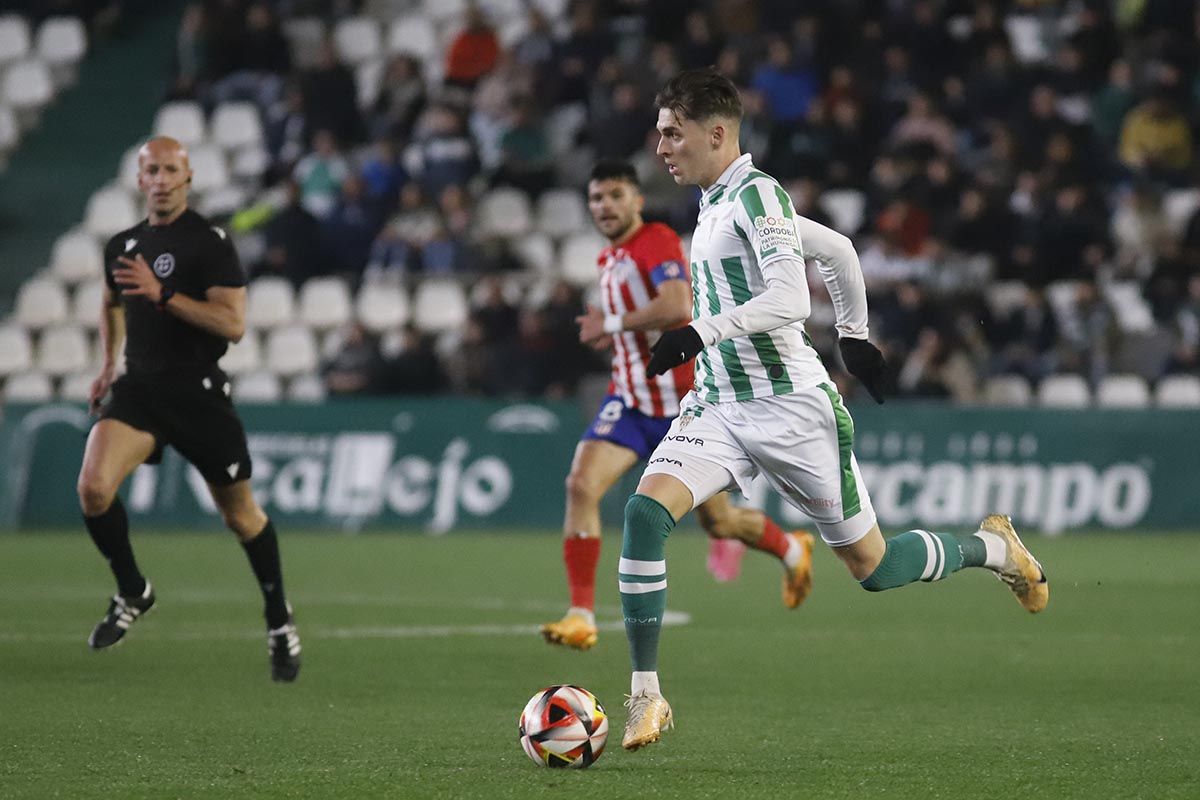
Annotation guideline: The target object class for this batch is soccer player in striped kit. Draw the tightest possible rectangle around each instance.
[540,160,815,652]
[617,68,1049,750]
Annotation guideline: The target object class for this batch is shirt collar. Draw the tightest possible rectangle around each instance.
[700,153,754,210]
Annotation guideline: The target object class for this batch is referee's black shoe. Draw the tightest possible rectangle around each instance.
[267,609,301,682]
[88,582,156,649]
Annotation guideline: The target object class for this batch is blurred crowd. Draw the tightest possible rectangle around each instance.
[166,0,1200,402]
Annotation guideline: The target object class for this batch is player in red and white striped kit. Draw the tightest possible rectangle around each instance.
[541,161,815,651]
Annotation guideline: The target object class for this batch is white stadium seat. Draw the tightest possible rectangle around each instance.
[1005,15,1049,64]
[298,277,352,331]
[1037,374,1091,408]
[282,17,326,69]
[412,279,468,333]
[818,188,866,236]
[0,104,19,157]
[35,16,86,87]
[70,280,106,329]
[420,0,468,25]
[84,186,139,238]
[245,276,296,329]
[334,16,382,65]
[535,189,589,238]
[186,144,230,193]
[476,187,533,239]
[387,16,438,59]
[0,15,31,65]
[197,185,248,218]
[982,374,1033,407]
[1163,189,1200,239]
[3,371,54,404]
[50,229,103,284]
[1095,374,1150,408]
[234,371,283,404]
[15,278,69,329]
[153,101,207,146]
[356,57,386,111]
[2,59,54,123]
[230,144,270,181]
[117,145,141,191]
[288,374,327,403]
[0,325,33,376]
[1155,375,1200,408]
[218,330,262,375]
[210,101,264,151]
[36,326,91,376]
[264,325,319,377]
[511,232,555,274]
[355,283,409,333]
[559,231,606,287]
[58,371,94,402]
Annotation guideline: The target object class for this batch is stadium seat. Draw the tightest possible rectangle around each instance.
[70,280,106,329]
[478,0,525,21]
[264,325,319,377]
[210,101,264,151]
[511,232,555,274]
[35,16,87,87]
[355,283,409,333]
[15,277,69,329]
[58,371,93,402]
[544,102,588,156]
[559,231,606,287]
[818,189,866,236]
[1005,15,1049,64]
[333,17,382,65]
[245,276,296,329]
[0,104,19,160]
[36,326,91,376]
[83,186,139,237]
[117,145,141,190]
[387,15,438,59]
[187,144,230,193]
[412,279,468,333]
[984,280,1030,319]
[1103,282,1155,334]
[420,0,469,25]
[2,60,54,126]
[476,187,533,239]
[1095,374,1150,408]
[1154,374,1200,408]
[1163,189,1200,239]
[197,185,248,218]
[0,15,31,66]
[281,17,326,69]
[535,189,589,238]
[218,330,262,375]
[1037,374,1091,408]
[233,371,283,404]
[288,374,327,403]
[50,229,103,284]
[982,374,1033,407]
[229,144,270,182]
[298,277,353,331]
[355,57,386,110]
[153,101,207,147]
[0,325,33,376]
[3,371,54,404]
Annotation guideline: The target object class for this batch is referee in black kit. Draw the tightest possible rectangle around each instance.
[77,136,301,682]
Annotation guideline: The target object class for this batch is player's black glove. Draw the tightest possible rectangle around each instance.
[646,326,704,377]
[838,337,889,404]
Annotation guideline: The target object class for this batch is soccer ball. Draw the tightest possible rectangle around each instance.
[518,685,609,768]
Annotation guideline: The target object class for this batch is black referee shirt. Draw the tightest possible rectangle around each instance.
[103,209,246,374]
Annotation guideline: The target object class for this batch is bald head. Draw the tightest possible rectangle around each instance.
[137,136,193,225]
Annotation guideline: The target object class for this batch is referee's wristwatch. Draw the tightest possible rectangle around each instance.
[157,286,175,311]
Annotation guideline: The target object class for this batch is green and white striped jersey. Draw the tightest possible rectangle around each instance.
[688,154,862,403]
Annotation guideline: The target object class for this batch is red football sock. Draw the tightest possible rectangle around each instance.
[748,517,791,561]
[563,535,601,610]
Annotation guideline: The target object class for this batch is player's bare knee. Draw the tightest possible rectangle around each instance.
[77,476,116,516]
[564,471,600,509]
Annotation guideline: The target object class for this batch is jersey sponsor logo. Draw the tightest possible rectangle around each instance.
[153,252,176,278]
[664,434,704,446]
[753,215,799,252]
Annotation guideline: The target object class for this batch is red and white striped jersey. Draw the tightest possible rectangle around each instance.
[597,222,694,418]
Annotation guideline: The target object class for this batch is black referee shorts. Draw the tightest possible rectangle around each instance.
[100,366,252,486]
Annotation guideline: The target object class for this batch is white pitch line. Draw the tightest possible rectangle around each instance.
[0,610,692,644]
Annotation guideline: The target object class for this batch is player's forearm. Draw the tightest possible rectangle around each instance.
[163,294,246,342]
[795,216,870,340]
[99,305,125,370]
[689,262,809,346]
[610,294,691,333]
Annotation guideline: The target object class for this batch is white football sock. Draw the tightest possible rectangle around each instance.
[973,530,1007,570]
[782,534,803,569]
[631,671,661,696]
[567,606,595,625]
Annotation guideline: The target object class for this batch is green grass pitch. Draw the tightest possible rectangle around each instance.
[1,529,1197,799]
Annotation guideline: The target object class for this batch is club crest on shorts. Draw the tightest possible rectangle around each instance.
[153,252,176,278]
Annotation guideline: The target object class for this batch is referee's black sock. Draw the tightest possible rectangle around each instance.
[241,519,290,629]
[83,496,147,598]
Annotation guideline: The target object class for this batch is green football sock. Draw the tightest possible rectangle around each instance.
[619,493,676,672]
[860,530,988,591]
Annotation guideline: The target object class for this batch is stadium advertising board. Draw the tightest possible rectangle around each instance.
[0,401,1195,533]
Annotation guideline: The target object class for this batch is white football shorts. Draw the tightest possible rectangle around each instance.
[643,383,877,547]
